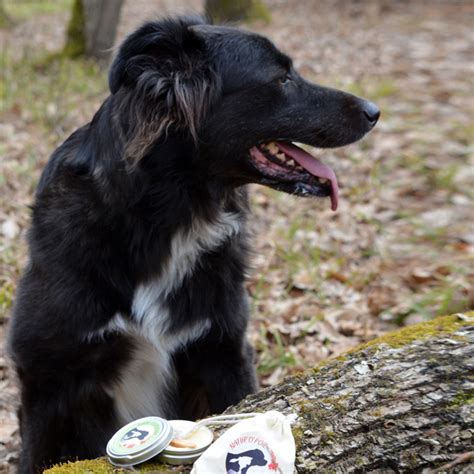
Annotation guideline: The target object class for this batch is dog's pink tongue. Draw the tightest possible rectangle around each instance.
[277,142,339,211]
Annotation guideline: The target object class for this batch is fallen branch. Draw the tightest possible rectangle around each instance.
[46,313,474,473]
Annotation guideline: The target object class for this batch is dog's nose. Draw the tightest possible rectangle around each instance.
[361,100,380,127]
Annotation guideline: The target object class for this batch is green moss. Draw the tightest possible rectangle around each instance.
[350,312,473,352]
[369,408,383,417]
[63,0,86,58]
[44,457,176,473]
[292,426,305,450]
[319,395,349,412]
[400,450,420,470]
[295,400,330,445]
[449,389,474,408]
[309,313,473,381]
[320,425,335,445]
[45,458,111,473]
[312,356,344,376]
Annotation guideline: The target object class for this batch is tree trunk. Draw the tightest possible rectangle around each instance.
[82,0,124,60]
[0,0,13,28]
[206,0,270,23]
[64,0,123,60]
[45,313,474,473]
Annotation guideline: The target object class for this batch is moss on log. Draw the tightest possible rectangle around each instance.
[44,458,172,473]
[45,313,474,473]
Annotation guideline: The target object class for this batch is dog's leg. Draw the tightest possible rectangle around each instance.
[10,269,132,471]
[176,332,258,419]
[201,336,258,414]
[17,377,118,473]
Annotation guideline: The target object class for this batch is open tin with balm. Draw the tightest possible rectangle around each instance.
[107,413,262,468]
[159,419,214,465]
[106,416,214,467]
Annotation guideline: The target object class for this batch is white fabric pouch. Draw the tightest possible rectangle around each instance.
[191,411,295,474]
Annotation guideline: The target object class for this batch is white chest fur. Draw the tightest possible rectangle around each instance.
[103,212,241,423]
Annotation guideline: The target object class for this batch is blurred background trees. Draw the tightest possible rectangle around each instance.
[62,0,270,62]
[206,0,269,23]
[0,0,12,27]
[63,0,269,61]
[64,0,124,59]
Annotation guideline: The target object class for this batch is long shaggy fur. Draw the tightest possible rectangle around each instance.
[8,15,378,473]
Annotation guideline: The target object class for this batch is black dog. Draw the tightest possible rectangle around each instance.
[8,16,379,472]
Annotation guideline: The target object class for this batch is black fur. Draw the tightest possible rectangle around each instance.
[8,16,378,473]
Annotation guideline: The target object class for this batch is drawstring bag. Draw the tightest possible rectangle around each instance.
[191,411,295,474]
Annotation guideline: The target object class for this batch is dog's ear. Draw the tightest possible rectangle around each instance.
[109,17,220,143]
[109,16,210,94]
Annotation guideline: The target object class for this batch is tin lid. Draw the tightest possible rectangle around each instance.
[106,416,173,466]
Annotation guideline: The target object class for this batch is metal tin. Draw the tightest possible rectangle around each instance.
[159,451,203,465]
[107,416,173,467]
[159,420,213,465]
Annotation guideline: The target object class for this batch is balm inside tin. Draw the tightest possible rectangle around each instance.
[107,416,173,467]
[159,419,214,465]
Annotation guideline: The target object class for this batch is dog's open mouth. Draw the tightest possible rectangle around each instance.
[249,142,339,211]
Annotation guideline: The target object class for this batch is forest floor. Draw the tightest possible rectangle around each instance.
[0,0,473,471]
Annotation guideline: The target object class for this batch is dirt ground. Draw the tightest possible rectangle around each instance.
[0,0,473,471]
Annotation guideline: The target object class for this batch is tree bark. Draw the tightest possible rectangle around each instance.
[206,0,270,23]
[225,312,474,472]
[82,0,123,60]
[45,313,474,473]
[63,0,123,60]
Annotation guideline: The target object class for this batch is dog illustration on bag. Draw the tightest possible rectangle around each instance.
[226,448,267,474]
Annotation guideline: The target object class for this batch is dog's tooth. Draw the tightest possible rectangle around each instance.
[319,178,328,184]
[276,152,286,160]
[287,159,296,167]
[267,143,278,154]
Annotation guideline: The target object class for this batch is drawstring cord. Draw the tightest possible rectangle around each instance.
[176,413,261,439]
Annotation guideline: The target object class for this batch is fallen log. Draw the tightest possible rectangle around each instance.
[45,312,474,473]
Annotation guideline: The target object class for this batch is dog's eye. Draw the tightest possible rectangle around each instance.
[278,74,292,85]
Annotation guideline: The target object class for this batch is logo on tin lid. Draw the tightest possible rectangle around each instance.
[120,423,156,449]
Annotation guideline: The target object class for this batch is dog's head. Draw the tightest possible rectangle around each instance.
[109,17,379,210]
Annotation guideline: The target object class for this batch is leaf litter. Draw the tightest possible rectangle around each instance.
[0,0,473,470]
